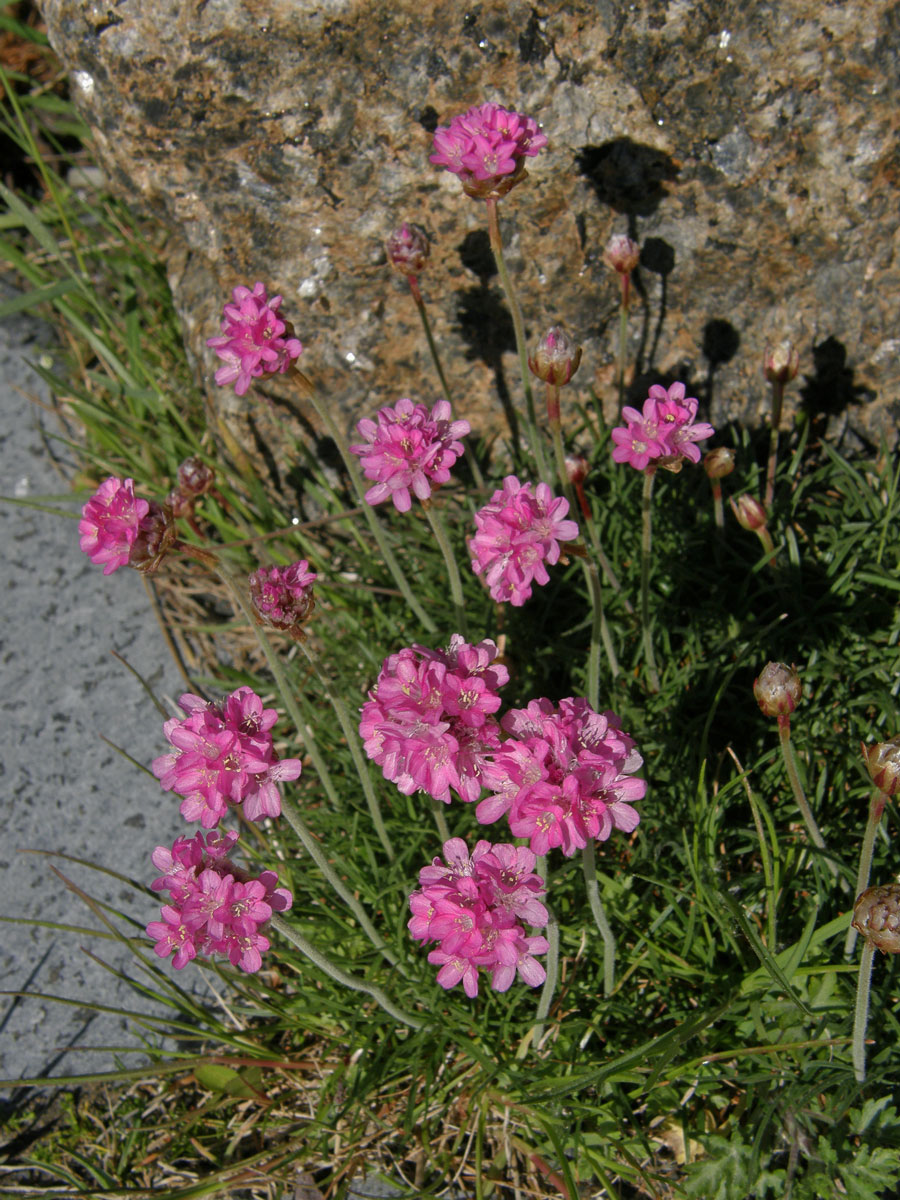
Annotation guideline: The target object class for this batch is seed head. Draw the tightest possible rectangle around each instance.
[753,662,802,718]
[852,884,900,954]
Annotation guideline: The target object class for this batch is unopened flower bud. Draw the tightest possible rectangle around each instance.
[764,340,800,384]
[852,884,900,954]
[704,446,735,480]
[862,736,900,796]
[730,493,768,532]
[249,561,317,636]
[528,326,583,386]
[168,457,216,518]
[129,502,176,573]
[754,662,802,718]
[386,223,430,276]
[177,456,215,498]
[603,234,640,275]
[565,455,588,485]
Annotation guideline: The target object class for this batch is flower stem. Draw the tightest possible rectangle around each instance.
[278,793,404,974]
[295,639,395,862]
[547,402,619,683]
[532,855,559,1044]
[777,717,836,875]
[777,710,835,873]
[422,501,468,638]
[582,840,615,995]
[409,275,484,491]
[617,272,630,413]
[290,371,436,633]
[844,789,887,958]
[484,196,550,484]
[852,938,875,1083]
[641,470,661,693]
[764,378,785,511]
[270,914,422,1028]
[431,798,451,843]
[218,568,344,813]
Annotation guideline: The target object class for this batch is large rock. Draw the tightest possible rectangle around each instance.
[40,0,900,465]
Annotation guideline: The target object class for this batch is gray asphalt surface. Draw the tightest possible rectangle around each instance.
[0,299,198,1089]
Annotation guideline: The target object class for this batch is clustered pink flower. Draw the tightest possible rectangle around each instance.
[477,698,645,857]
[360,636,509,804]
[430,102,547,196]
[469,476,579,606]
[408,837,549,997]
[611,382,715,472]
[350,398,470,513]
[249,560,317,632]
[152,687,303,828]
[78,476,150,574]
[146,829,292,973]
[207,282,303,396]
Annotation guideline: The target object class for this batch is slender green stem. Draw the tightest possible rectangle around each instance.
[291,371,436,633]
[431,798,451,843]
[278,794,404,974]
[617,272,630,413]
[764,379,784,511]
[641,470,661,693]
[218,568,344,813]
[582,841,616,995]
[852,939,876,1083]
[295,639,395,862]
[422,501,467,637]
[777,719,837,876]
[484,196,550,484]
[729,748,777,950]
[533,856,559,1044]
[270,915,422,1028]
[573,477,633,614]
[844,790,886,958]
[409,276,485,491]
[548,404,619,683]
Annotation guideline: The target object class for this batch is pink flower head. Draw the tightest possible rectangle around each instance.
[408,837,549,997]
[152,687,302,827]
[350,397,470,512]
[207,282,303,396]
[249,560,317,634]
[469,476,579,606]
[146,829,290,974]
[611,383,714,472]
[78,476,150,574]
[360,636,508,804]
[430,102,547,198]
[478,697,645,857]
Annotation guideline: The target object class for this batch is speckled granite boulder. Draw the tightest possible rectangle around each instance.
[39,0,900,463]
